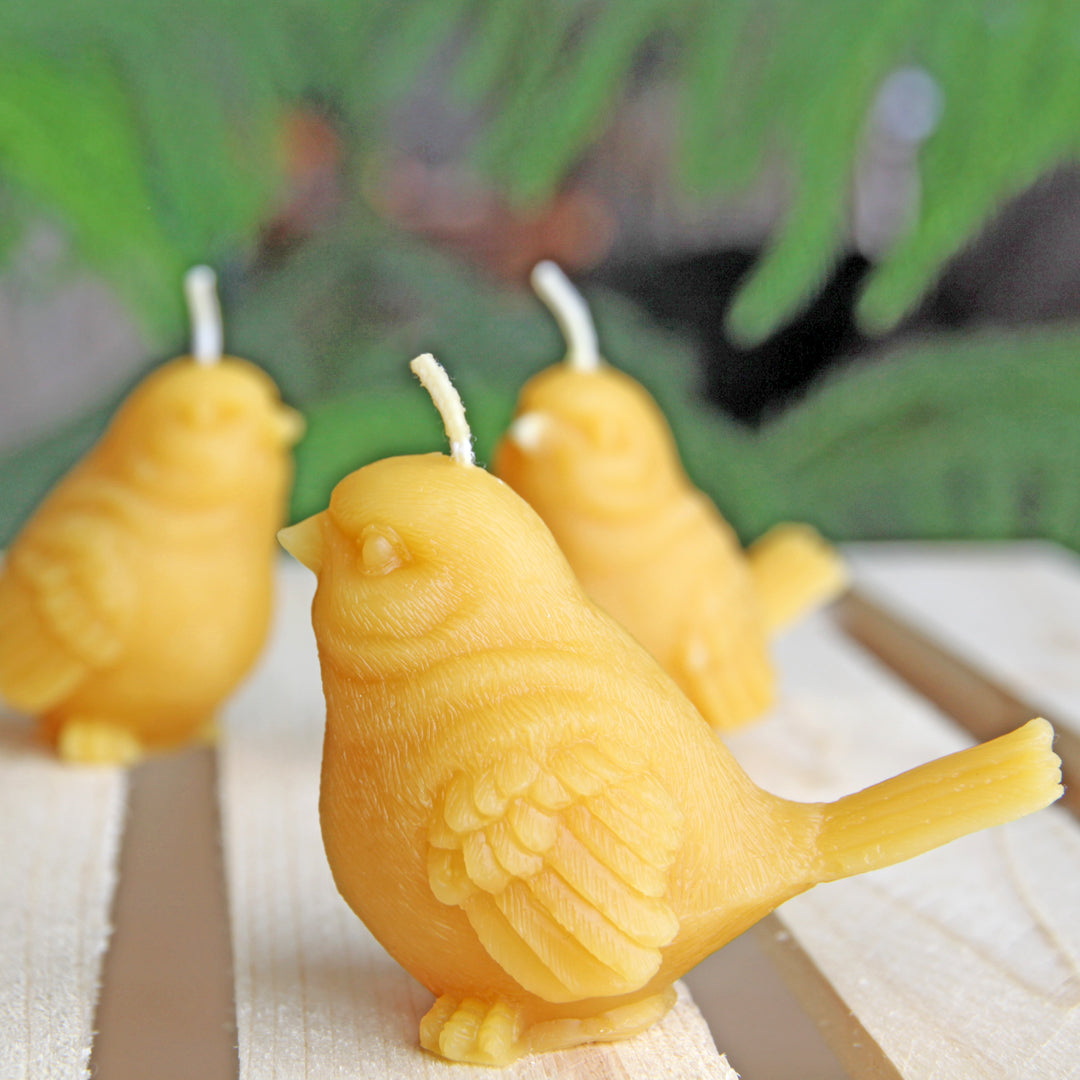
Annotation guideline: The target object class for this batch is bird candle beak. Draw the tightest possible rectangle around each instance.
[278,513,325,573]
[507,411,553,453]
[275,405,306,447]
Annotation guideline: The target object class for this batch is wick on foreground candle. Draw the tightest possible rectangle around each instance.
[0,266,303,765]
[278,354,1062,1067]
[495,261,848,732]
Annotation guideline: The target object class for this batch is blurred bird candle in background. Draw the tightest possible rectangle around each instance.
[495,261,847,732]
[0,267,303,765]
[279,354,1062,1066]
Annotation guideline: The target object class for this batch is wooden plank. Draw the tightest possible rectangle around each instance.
[727,609,1080,1080]
[0,709,127,1080]
[842,541,1080,805]
[845,541,1080,742]
[219,563,735,1080]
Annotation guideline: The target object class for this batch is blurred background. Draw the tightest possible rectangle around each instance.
[2,0,1080,548]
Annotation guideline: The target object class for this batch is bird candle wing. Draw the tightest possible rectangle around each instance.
[428,740,682,1003]
[495,262,847,731]
[282,355,1062,1067]
[0,503,134,713]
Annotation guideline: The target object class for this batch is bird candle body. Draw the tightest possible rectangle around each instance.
[0,272,301,764]
[281,356,1062,1066]
[495,263,847,731]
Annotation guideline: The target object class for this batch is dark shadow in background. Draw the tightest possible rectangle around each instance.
[599,253,872,425]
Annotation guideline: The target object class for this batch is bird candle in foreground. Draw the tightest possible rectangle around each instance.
[279,354,1062,1067]
[494,261,848,732]
[0,266,303,765]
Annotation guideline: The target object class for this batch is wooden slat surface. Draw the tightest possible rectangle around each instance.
[0,710,127,1080]
[728,607,1080,1080]
[847,541,1080,740]
[218,563,735,1080]
[14,542,1075,1077]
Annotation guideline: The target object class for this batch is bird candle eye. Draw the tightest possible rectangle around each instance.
[180,399,229,428]
[359,526,406,575]
[589,414,627,451]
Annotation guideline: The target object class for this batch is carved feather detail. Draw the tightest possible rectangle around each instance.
[0,505,134,711]
[427,742,683,1002]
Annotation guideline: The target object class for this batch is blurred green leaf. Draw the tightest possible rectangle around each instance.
[3,0,1080,343]
[757,327,1080,549]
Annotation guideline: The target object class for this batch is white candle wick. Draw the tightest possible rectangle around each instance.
[410,354,475,467]
[184,265,223,365]
[530,261,601,373]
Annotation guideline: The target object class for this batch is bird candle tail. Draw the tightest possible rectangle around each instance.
[747,523,850,633]
[816,718,1063,880]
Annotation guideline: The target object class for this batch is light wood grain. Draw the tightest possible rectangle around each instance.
[0,709,127,1080]
[218,563,736,1080]
[728,608,1080,1080]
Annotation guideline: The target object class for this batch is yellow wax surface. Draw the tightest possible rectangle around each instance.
[0,357,300,763]
[283,451,1061,1066]
[495,363,778,731]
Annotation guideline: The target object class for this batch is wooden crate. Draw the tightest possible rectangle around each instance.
[3,542,1078,1079]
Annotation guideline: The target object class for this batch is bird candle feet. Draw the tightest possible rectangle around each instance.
[280,355,1062,1066]
[495,261,848,731]
[0,267,302,765]
[420,987,677,1065]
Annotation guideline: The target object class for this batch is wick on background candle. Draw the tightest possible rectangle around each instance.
[530,260,600,373]
[409,354,475,467]
[184,265,223,365]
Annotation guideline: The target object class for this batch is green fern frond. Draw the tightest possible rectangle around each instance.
[450,0,524,106]
[3,1,1080,347]
[757,328,1080,548]
[455,0,1080,340]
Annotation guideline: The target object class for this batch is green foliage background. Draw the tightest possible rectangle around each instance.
[2,0,1080,552]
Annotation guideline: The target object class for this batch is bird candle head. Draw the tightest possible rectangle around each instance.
[497,362,686,517]
[97,267,301,505]
[495,262,684,517]
[280,355,579,679]
[101,357,303,506]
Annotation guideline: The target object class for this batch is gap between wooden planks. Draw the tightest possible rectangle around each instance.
[89,746,236,1080]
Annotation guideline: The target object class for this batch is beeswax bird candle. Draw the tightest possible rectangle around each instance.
[279,354,1062,1067]
[495,261,847,731]
[0,267,302,765]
